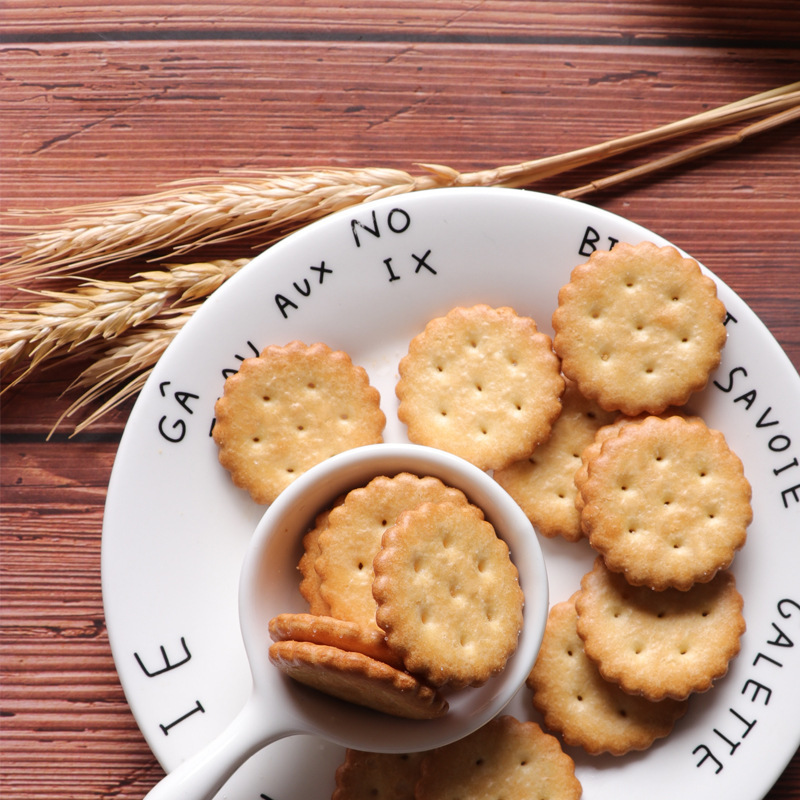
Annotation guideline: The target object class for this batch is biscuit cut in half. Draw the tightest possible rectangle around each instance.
[552,241,727,415]
[213,341,385,504]
[415,715,582,800]
[527,594,689,754]
[373,500,523,689]
[575,558,746,701]
[396,305,564,471]
[269,640,447,720]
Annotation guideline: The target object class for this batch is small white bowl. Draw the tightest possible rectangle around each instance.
[241,442,549,752]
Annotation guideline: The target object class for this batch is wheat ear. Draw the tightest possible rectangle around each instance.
[0,259,247,385]
[52,311,196,438]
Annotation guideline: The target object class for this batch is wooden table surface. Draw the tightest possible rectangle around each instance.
[1,3,799,798]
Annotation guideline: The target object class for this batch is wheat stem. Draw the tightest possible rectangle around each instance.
[560,104,800,199]
[51,310,195,438]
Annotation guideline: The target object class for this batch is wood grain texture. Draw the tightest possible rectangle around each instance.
[2,0,799,44]
[1,4,798,799]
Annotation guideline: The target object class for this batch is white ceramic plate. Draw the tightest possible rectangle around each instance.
[103,188,800,800]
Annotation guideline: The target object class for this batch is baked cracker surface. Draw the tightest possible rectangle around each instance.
[552,241,726,415]
[396,305,564,470]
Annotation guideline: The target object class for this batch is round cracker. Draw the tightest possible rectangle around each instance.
[332,750,423,800]
[315,473,472,631]
[415,715,582,800]
[528,594,688,754]
[213,341,385,504]
[552,241,727,415]
[396,305,564,471]
[579,415,751,590]
[494,379,617,541]
[268,640,448,720]
[575,558,746,701]
[373,501,523,689]
[298,505,336,615]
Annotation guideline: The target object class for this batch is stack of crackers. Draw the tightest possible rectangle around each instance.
[270,472,525,718]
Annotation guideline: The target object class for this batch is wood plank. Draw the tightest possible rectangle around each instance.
[1,20,798,800]
[2,42,798,209]
[2,1,800,44]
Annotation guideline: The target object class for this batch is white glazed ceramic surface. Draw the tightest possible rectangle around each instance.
[103,188,800,800]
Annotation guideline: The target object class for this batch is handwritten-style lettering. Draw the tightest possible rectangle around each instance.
[134,637,192,677]
[578,225,619,257]
[159,700,205,736]
[351,207,411,247]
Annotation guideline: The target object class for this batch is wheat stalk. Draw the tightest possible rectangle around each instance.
[561,104,800,199]
[0,259,247,385]
[2,82,799,436]
[3,82,798,285]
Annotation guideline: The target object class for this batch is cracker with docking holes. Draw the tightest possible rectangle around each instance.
[415,715,582,800]
[552,241,727,415]
[372,500,524,689]
[212,341,385,504]
[269,612,403,670]
[332,750,423,800]
[315,473,473,632]
[575,558,745,701]
[494,379,617,541]
[573,409,694,514]
[268,640,448,720]
[396,305,564,471]
[578,415,751,590]
[527,593,689,755]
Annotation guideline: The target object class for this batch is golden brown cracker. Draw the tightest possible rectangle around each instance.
[268,640,448,719]
[269,612,403,669]
[573,409,694,514]
[552,242,727,415]
[415,715,582,800]
[213,341,385,504]
[298,505,336,615]
[396,305,564,471]
[315,473,471,631]
[575,558,746,701]
[332,750,423,800]
[372,501,524,689]
[579,415,751,590]
[494,380,617,541]
[527,594,688,755]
